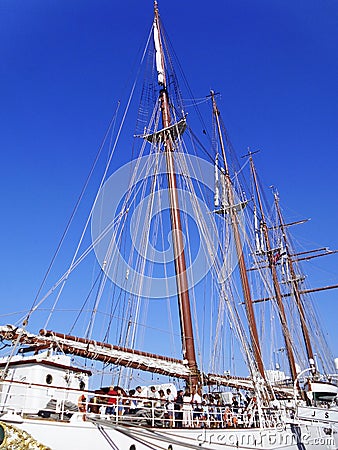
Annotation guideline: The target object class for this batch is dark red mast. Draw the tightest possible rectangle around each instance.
[153,2,199,386]
[210,91,265,380]
[250,156,298,382]
[273,191,316,375]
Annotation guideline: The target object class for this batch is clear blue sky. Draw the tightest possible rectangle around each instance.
[0,0,337,362]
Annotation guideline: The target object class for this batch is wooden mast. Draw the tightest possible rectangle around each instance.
[153,2,199,386]
[249,155,298,382]
[210,91,265,380]
[273,191,316,374]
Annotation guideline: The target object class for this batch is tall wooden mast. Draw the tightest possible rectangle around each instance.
[211,92,265,380]
[250,156,298,381]
[153,2,199,386]
[273,191,316,374]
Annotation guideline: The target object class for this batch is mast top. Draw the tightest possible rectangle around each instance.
[153,1,166,87]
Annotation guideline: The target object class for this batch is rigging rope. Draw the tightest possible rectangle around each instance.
[26,100,121,326]
[93,422,120,450]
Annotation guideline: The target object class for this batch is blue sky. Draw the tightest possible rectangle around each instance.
[0,0,337,365]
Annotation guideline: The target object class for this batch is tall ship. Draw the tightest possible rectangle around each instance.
[0,2,337,449]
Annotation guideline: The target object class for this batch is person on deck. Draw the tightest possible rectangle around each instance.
[148,386,160,408]
[192,387,202,426]
[166,388,175,427]
[127,389,137,414]
[174,390,184,428]
[182,389,193,427]
[77,393,86,413]
[158,389,166,409]
[134,385,145,409]
[106,385,118,415]
[116,386,125,415]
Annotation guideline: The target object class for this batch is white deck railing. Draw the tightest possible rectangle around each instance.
[0,379,288,429]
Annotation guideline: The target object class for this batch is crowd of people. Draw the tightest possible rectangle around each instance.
[83,384,255,428]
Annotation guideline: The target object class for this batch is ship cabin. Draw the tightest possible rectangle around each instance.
[0,350,91,418]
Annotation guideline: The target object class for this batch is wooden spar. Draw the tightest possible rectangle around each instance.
[292,247,332,257]
[210,91,265,380]
[0,326,191,379]
[252,284,338,304]
[1,325,268,391]
[296,250,338,262]
[273,192,316,373]
[249,156,298,382]
[248,248,337,272]
[153,2,199,386]
[268,219,309,230]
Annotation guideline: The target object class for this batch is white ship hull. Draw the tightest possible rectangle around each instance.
[1,415,337,450]
[0,357,337,449]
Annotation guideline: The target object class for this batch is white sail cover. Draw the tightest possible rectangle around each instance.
[153,19,165,85]
[0,325,191,379]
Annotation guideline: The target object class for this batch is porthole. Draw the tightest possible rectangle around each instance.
[46,374,53,385]
[129,446,136,450]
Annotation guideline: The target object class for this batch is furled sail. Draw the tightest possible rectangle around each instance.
[153,15,165,85]
[0,325,264,392]
[0,325,190,379]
